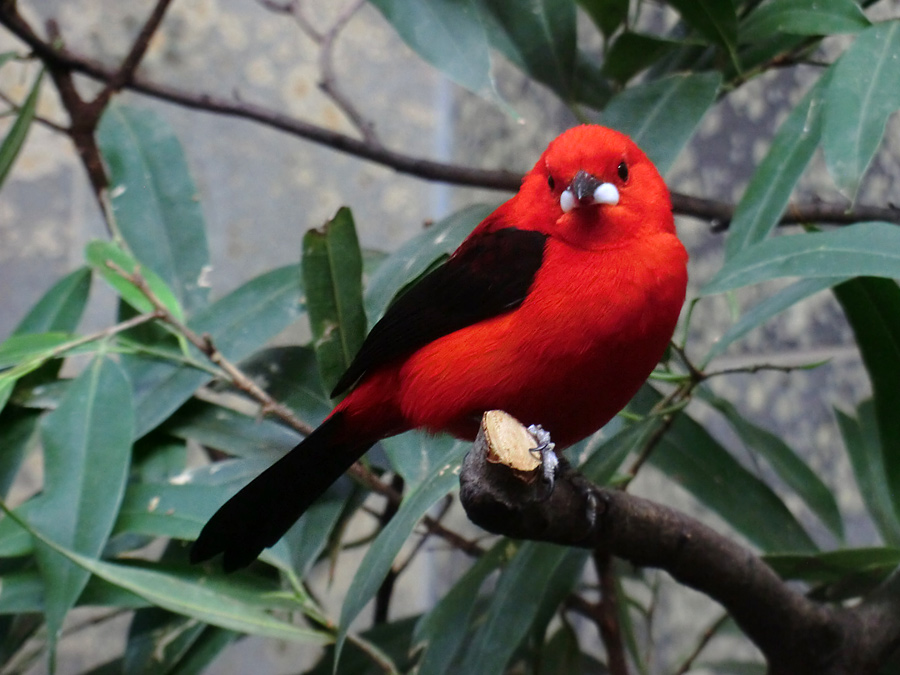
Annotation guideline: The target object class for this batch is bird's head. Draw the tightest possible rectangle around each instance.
[512,125,674,251]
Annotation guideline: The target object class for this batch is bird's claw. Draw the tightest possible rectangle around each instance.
[527,424,558,500]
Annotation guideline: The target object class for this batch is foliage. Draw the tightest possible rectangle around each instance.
[1,0,900,673]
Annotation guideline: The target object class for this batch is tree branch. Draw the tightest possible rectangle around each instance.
[2,6,897,227]
[458,411,892,675]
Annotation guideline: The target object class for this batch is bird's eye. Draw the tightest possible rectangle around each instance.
[547,175,555,190]
[617,161,629,182]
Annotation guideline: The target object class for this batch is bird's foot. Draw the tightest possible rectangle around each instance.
[527,424,558,500]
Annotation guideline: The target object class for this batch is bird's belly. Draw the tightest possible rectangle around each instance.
[397,239,685,447]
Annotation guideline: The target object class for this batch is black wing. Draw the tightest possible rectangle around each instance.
[331,227,547,397]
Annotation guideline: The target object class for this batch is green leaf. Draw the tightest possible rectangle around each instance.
[578,416,660,485]
[97,103,211,313]
[634,388,817,553]
[126,264,304,438]
[579,0,628,39]
[13,268,92,335]
[765,547,900,584]
[86,239,184,320]
[338,439,466,657]
[381,432,467,488]
[666,0,738,55]
[161,399,299,460]
[413,541,514,675]
[458,543,589,674]
[368,0,494,97]
[823,21,900,199]
[703,390,844,540]
[125,608,236,675]
[704,222,900,296]
[114,482,229,541]
[601,32,685,84]
[237,346,332,423]
[480,0,578,102]
[0,332,76,369]
[0,380,12,418]
[0,69,42,189]
[835,401,900,546]
[0,570,148,614]
[741,0,870,40]
[365,204,494,323]
[725,73,829,258]
[0,408,39,498]
[705,277,845,363]
[302,207,367,395]
[32,355,134,645]
[601,72,721,174]
[0,505,331,644]
[833,278,900,522]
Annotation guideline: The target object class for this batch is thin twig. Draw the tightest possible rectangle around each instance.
[258,0,378,143]
[104,260,314,435]
[594,550,630,675]
[96,0,175,105]
[0,88,68,133]
[673,613,731,675]
[2,6,897,226]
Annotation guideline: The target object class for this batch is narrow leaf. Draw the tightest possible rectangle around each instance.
[601,32,686,84]
[0,504,330,644]
[0,69,42,188]
[726,73,829,258]
[833,278,900,521]
[414,541,514,675]
[601,72,721,174]
[32,356,134,643]
[480,0,578,101]
[338,440,466,656]
[823,21,900,199]
[302,208,367,395]
[0,333,76,369]
[86,240,184,320]
[765,547,900,584]
[741,0,870,40]
[368,0,494,97]
[634,388,817,553]
[666,0,738,55]
[162,399,299,460]
[126,264,304,438]
[381,432,466,488]
[458,544,589,674]
[705,277,845,362]
[704,390,844,540]
[704,222,900,295]
[579,0,628,39]
[97,103,211,313]
[835,402,900,546]
[13,268,92,335]
[0,408,39,498]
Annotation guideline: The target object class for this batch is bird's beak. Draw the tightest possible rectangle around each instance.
[560,170,619,213]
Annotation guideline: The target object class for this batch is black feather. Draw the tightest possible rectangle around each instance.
[189,413,370,572]
[332,227,547,397]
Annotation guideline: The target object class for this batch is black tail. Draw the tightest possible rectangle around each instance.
[190,413,372,572]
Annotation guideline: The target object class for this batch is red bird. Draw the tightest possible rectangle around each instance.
[191,125,688,571]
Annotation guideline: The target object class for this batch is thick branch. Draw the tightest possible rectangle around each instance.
[459,411,888,675]
[2,7,897,226]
